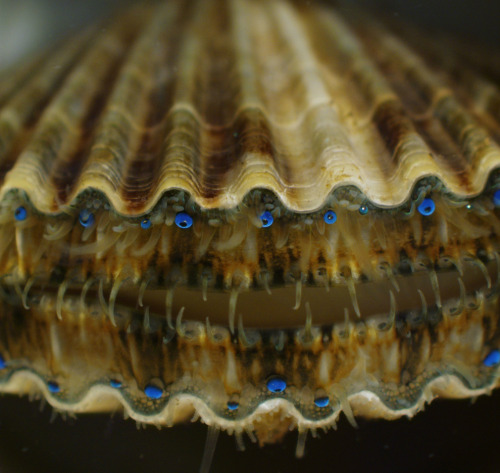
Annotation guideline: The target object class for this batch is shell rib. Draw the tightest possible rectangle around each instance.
[0,0,499,213]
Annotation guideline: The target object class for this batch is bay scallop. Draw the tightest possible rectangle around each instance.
[0,0,500,463]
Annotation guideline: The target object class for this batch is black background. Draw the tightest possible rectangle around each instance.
[0,390,499,473]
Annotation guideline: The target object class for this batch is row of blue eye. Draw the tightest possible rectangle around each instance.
[12,206,367,227]
[50,349,500,405]
[12,190,500,227]
[14,206,337,226]
[12,206,197,229]
[43,349,500,409]
[1,351,499,407]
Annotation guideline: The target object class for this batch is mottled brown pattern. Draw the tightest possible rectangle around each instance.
[0,0,498,212]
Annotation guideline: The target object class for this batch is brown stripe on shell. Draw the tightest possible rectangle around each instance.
[0,0,499,213]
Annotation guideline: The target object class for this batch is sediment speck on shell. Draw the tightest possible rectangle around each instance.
[0,0,499,454]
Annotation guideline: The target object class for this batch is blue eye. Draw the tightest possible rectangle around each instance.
[14,206,27,221]
[260,211,274,228]
[483,349,500,367]
[493,190,500,206]
[417,198,435,216]
[110,379,122,388]
[358,205,368,215]
[0,354,5,369]
[48,381,60,393]
[144,384,163,399]
[79,209,95,227]
[174,212,193,229]
[323,210,337,224]
[266,376,287,393]
[314,396,330,408]
[140,218,151,229]
[227,401,239,411]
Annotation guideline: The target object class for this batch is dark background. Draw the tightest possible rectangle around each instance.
[0,1,499,472]
[0,0,499,69]
[1,391,500,473]
[338,0,500,45]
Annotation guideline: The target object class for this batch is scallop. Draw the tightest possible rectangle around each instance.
[0,0,499,460]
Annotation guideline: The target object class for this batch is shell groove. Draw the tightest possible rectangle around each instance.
[0,0,499,213]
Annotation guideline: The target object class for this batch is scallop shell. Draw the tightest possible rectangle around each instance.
[0,0,499,457]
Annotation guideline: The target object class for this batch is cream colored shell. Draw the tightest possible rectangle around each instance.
[0,0,499,215]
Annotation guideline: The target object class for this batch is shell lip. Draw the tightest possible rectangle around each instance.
[3,170,500,219]
[1,368,497,428]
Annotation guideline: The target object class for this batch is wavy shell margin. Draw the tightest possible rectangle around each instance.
[0,0,499,215]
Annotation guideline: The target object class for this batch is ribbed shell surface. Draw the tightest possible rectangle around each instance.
[1,0,500,214]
